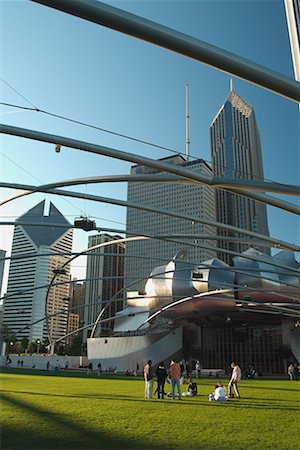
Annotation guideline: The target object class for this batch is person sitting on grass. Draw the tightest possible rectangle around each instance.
[209,382,228,401]
[187,379,198,396]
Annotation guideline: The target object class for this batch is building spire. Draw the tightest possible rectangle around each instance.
[185,80,190,162]
[230,78,234,93]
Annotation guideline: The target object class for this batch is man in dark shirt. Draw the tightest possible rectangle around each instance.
[156,361,167,399]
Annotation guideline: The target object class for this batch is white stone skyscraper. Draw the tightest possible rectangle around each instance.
[125,155,216,290]
[3,201,73,343]
[210,87,270,263]
[0,249,6,297]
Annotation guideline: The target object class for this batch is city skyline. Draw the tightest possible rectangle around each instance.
[1,1,299,296]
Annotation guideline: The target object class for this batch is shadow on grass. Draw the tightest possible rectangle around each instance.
[240,383,300,392]
[0,392,158,450]
[2,388,299,412]
[0,367,142,381]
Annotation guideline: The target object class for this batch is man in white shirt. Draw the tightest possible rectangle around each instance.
[228,362,241,398]
[144,360,154,399]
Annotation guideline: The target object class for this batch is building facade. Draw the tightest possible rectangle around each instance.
[3,201,73,343]
[0,249,6,298]
[125,155,216,291]
[210,87,270,263]
[83,233,125,340]
[68,279,85,338]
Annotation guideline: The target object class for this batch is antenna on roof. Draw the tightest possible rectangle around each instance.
[185,80,190,162]
[230,78,234,92]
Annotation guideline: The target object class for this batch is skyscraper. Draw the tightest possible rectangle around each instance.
[210,86,269,263]
[125,155,216,290]
[3,200,73,343]
[83,233,125,340]
[68,279,85,337]
[0,249,6,297]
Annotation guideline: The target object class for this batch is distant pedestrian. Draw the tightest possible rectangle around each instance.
[293,364,299,380]
[87,362,93,375]
[195,360,201,378]
[97,361,102,376]
[185,360,190,378]
[20,360,23,368]
[228,362,241,398]
[156,361,167,399]
[288,363,295,380]
[46,361,50,371]
[17,359,21,368]
[170,359,182,400]
[54,360,60,375]
[144,360,153,399]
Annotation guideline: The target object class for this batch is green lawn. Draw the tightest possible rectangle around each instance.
[1,368,299,450]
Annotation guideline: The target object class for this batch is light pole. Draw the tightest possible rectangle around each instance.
[36,339,41,354]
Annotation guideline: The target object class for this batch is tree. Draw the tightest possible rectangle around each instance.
[15,342,22,354]
[66,336,83,356]
[21,337,29,353]
[27,341,36,355]
[0,323,13,342]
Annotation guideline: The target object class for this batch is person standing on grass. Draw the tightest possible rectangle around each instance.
[228,362,241,398]
[195,360,201,378]
[144,360,153,399]
[170,359,182,400]
[156,361,167,399]
[287,363,296,380]
[87,362,93,375]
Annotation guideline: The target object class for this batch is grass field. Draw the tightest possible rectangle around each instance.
[1,368,299,450]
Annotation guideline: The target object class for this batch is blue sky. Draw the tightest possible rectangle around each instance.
[0,0,299,293]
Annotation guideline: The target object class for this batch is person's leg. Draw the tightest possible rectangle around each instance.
[228,380,233,397]
[149,379,153,399]
[161,382,165,399]
[176,378,182,399]
[157,382,161,399]
[171,379,176,399]
[233,382,240,398]
[145,380,149,398]
[159,381,164,399]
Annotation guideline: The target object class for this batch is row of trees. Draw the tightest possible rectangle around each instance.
[1,324,84,356]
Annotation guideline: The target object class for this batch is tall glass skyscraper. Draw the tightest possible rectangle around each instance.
[210,87,270,263]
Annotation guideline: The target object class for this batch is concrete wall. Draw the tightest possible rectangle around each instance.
[87,327,183,372]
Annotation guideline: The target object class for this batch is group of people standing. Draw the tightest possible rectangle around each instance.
[144,359,185,400]
[144,360,242,401]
